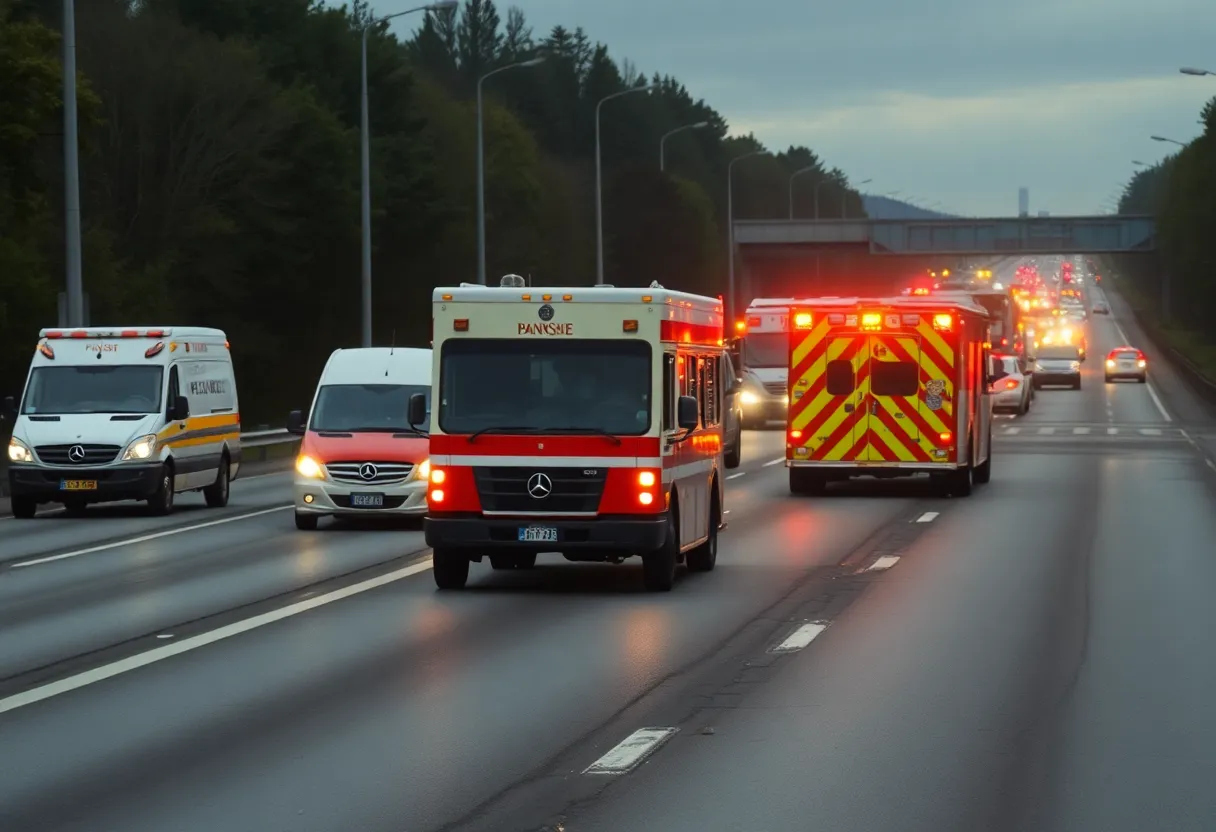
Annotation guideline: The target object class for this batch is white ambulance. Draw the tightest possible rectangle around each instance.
[735,298,795,427]
[4,327,240,517]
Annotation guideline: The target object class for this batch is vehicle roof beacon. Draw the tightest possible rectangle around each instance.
[649,280,665,289]
[500,274,526,288]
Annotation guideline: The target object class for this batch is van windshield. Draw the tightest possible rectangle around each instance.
[741,333,786,368]
[21,365,164,415]
[309,384,430,432]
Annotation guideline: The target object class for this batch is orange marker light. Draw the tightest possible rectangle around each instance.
[939,432,952,443]
[933,313,953,331]
[794,312,812,328]
[789,429,802,440]
[454,319,469,331]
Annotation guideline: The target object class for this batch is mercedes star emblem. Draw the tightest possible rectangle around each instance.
[358,462,378,480]
[526,472,553,499]
[67,444,86,463]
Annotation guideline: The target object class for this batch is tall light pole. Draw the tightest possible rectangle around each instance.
[595,84,654,284]
[659,121,709,171]
[360,1,457,346]
[1180,67,1215,76]
[787,165,815,218]
[844,178,871,218]
[813,177,835,219]
[1151,135,1186,147]
[726,150,769,324]
[476,56,545,285]
[63,0,83,326]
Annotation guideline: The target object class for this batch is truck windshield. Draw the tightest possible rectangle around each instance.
[741,333,786,368]
[310,384,430,432]
[21,365,164,415]
[438,339,651,435]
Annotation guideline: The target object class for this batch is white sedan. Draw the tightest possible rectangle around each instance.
[990,355,1033,414]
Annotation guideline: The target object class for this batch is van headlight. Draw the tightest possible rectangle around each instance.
[1069,361,1080,371]
[8,437,32,463]
[122,434,158,461]
[740,390,760,406]
[412,459,430,480]
[295,455,324,479]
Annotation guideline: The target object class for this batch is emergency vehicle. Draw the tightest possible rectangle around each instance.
[412,275,729,592]
[734,298,796,427]
[784,296,999,496]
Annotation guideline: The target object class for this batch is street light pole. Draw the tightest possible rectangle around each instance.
[659,121,709,172]
[1180,67,1215,76]
[360,1,457,347]
[63,0,83,326]
[726,150,769,324]
[1151,135,1186,147]
[596,84,654,284]
[844,178,871,219]
[476,57,545,286]
[787,165,815,218]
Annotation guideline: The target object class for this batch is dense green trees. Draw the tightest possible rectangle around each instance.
[0,0,866,420]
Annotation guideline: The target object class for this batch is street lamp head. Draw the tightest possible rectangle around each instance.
[1132,160,1146,166]
[1180,67,1211,76]
[858,178,872,185]
[1150,135,1169,142]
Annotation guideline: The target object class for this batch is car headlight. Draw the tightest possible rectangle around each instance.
[740,390,760,406]
[295,454,324,479]
[412,459,430,480]
[1069,361,1080,371]
[121,434,158,461]
[7,437,32,463]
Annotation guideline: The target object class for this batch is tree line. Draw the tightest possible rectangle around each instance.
[1112,93,1216,361]
[0,0,868,422]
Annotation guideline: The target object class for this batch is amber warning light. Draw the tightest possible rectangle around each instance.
[793,312,813,328]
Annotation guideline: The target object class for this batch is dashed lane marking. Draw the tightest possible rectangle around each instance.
[915,511,939,523]
[763,457,785,467]
[1073,427,1090,435]
[1005,427,1021,435]
[10,506,293,569]
[1139,428,1161,436]
[768,621,831,654]
[583,728,679,775]
[0,558,434,715]
[865,555,901,572]
[1037,427,1054,435]
[1108,427,1118,435]
[726,472,746,480]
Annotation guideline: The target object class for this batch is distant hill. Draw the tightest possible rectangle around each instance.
[861,194,955,220]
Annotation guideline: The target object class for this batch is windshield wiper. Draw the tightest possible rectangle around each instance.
[542,427,622,445]
[340,426,405,433]
[467,425,541,442]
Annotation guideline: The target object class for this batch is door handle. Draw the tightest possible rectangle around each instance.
[843,403,854,413]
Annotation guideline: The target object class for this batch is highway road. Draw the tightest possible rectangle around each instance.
[3,266,1216,831]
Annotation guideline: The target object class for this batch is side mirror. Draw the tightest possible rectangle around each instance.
[169,395,190,421]
[286,409,306,435]
[676,395,699,430]
[2,395,15,422]
[407,393,428,430]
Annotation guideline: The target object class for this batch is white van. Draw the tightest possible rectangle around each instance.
[4,327,240,517]
[287,347,430,530]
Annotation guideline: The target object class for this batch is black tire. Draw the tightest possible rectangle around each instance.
[490,553,536,570]
[789,467,826,495]
[973,430,992,485]
[951,462,973,497]
[686,490,719,573]
[642,509,679,592]
[724,427,741,469]
[147,464,174,516]
[433,548,470,589]
[10,496,36,519]
[203,456,231,508]
[294,511,318,530]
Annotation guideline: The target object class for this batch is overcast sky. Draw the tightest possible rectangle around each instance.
[388,0,1215,216]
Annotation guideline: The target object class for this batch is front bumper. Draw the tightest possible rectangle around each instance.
[293,478,427,516]
[740,395,787,425]
[7,463,162,503]
[1035,372,1080,385]
[424,514,668,553]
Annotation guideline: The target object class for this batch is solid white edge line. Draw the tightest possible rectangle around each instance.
[10,506,292,568]
[726,472,746,480]
[865,555,901,572]
[0,558,434,715]
[768,620,830,654]
[914,511,939,523]
[583,727,679,774]
[762,457,785,467]
[1207,459,1216,473]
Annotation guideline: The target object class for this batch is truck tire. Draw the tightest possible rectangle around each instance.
[203,456,231,508]
[432,548,470,589]
[147,464,175,516]
[643,509,679,591]
[685,491,719,573]
[10,496,36,519]
[951,464,974,497]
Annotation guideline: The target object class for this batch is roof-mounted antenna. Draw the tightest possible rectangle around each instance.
[389,329,396,356]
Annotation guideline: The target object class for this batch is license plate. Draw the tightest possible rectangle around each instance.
[349,493,384,508]
[60,479,97,491]
[1120,361,1135,368]
[518,526,558,542]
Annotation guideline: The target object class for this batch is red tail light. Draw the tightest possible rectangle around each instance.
[1004,379,1018,390]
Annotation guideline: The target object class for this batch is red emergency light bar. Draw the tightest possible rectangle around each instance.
[43,329,167,339]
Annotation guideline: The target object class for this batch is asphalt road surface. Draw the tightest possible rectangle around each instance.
[3,272,1216,832]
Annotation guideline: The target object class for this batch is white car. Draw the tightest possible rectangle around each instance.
[990,355,1033,414]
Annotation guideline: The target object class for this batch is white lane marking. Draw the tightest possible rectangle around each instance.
[865,555,901,572]
[1108,427,1118,435]
[0,558,434,715]
[583,728,679,774]
[1207,459,1216,473]
[10,506,292,568]
[1073,427,1090,435]
[1138,428,1161,436]
[1037,427,1055,435]
[1112,318,1171,422]
[726,472,746,480]
[915,511,938,523]
[1005,427,1021,435]
[769,621,830,654]
[156,634,174,640]
[763,457,785,467]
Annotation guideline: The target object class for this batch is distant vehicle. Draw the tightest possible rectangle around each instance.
[1034,345,1084,390]
[990,355,1033,414]
[721,351,744,467]
[1092,301,1110,314]
[1105,347,1148,383]
[734,298,795,428]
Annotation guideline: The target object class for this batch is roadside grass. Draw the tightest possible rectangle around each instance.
[1112,276,1216,383]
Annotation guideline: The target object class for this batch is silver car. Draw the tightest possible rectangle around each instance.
[1033,344,1083,390]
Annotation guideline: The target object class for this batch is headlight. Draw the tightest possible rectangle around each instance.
[1106,359,1115,368]
[121,434,158,461]
[412,459,430,480]
[740,391,760,406]
[7,437,32,463]
[295,455,324,479]
[1069,361,1080,371]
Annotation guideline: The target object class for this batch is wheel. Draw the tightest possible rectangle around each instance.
[490,553,536,569]
[432,548,470,589]
[724,426,741,469]
[294,511,318,530]
[973,431,992,485]
[10,496,36,519]
[1018,394,1029,415]
[146,464,174,515]
[685,491,719,573]
[642,509,679,591]
[203,457,230,508]
[789,467,826,495]
[950,461,973,497]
